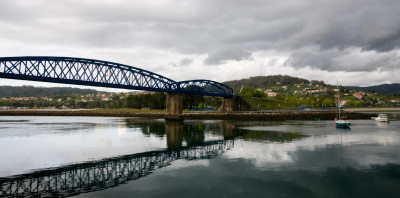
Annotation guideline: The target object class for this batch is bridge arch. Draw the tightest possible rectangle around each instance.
[0,56,233,98]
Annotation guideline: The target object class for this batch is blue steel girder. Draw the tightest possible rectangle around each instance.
[0,56,234,98]
[177,80,234,98]
[0,56,177,92]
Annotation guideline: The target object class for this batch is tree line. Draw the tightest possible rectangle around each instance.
[0,92,223,110]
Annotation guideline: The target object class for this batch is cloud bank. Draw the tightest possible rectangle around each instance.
[0,0,399,87]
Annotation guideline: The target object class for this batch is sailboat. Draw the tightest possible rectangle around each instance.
[335,82,351,128]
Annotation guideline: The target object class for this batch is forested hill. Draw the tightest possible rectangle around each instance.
[346,83,400,95]
[223,75,310,93]
[0,86,98,97]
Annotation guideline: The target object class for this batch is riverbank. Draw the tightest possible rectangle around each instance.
[345,107,400,112]
[0,109,375,121]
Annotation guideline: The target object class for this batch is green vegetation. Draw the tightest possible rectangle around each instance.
[1,75,400,110]
[0,89,223,110]
[223,75,310,93]
[0,86,96,97]
[230,75,400,109]
[238,85,338,109]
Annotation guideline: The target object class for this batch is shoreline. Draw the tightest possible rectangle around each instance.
[0,109,376,121]
[344,107,400,112]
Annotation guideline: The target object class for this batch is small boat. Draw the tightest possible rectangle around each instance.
[375,114,389,122]
[334,82,351,128]
[335,118,351,128]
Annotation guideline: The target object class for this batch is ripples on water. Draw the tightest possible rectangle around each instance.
[0,116,400,197]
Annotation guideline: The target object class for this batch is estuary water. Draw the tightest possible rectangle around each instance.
[0,116,400,197]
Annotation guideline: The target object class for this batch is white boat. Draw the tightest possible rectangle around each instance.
[375,114,389,122]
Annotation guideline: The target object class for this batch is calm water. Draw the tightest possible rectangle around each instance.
[1,116,400,197]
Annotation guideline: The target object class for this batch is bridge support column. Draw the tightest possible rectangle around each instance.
[165,93,184,121]
[221,97,236,111]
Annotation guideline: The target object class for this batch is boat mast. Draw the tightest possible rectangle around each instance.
[337,81,341,119]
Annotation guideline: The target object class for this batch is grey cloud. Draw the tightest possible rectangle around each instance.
[1,0,400,71]
[179,58,193,66]
[285,48,400,72]
[204,50,251,65]
[365,29,400,52]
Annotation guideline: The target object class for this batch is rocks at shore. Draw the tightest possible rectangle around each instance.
[184,111,373,121]
[0,110,374,121]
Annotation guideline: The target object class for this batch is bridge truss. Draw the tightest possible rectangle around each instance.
[0,56,234,98]
[0,139,234,197]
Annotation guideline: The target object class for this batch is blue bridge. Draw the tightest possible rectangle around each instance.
[0,56,233,98]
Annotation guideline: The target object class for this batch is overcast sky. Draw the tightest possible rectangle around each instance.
[1,0,399,91]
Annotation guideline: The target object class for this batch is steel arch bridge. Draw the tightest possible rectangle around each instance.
[0,56,234,98]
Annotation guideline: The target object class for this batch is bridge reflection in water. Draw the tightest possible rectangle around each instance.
[0,119,307,197]
[0,121,234,197]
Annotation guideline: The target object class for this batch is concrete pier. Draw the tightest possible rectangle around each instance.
[221,98,235,112]
[165,93,184,121]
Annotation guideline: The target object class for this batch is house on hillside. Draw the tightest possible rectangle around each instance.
[264,88,272,94]
[353,92,363,100]
[339,99,349,107]
[267,91,277,97]
[307,89,320,94]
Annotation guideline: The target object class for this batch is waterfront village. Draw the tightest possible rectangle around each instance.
[1,80,400,111]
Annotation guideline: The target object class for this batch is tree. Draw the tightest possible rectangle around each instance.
[356,100,367,107]
[198,102,204,110]
[322,98,335,107]
[275,94,285,101]
[182,94,203,110]
[345,100,356,107]
[253,89,265,98]
[239,86,254,98]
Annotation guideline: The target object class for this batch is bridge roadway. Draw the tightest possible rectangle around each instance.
[0,139,234,197]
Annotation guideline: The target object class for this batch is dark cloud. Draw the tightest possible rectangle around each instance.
[365,29,400,52]
[179,58,193,66]
[204,50,251,65]
[285,48,400,72]
[0,0,399,72]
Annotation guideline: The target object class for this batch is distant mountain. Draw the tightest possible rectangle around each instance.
[223,75,310,93]
[0,86,98,97]
[346,84,400,95]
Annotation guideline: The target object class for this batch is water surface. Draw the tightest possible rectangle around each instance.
[0,116,400,197]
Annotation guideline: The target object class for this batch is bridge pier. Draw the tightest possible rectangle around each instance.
[221,96,253,111]
[165,93,184,121]
[221,97,236,111]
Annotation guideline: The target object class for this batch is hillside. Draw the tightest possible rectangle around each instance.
[346,84,400,95]
[0,86,98,97]
[223,75,310,93]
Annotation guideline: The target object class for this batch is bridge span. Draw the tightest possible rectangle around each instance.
[0,56,237,120]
